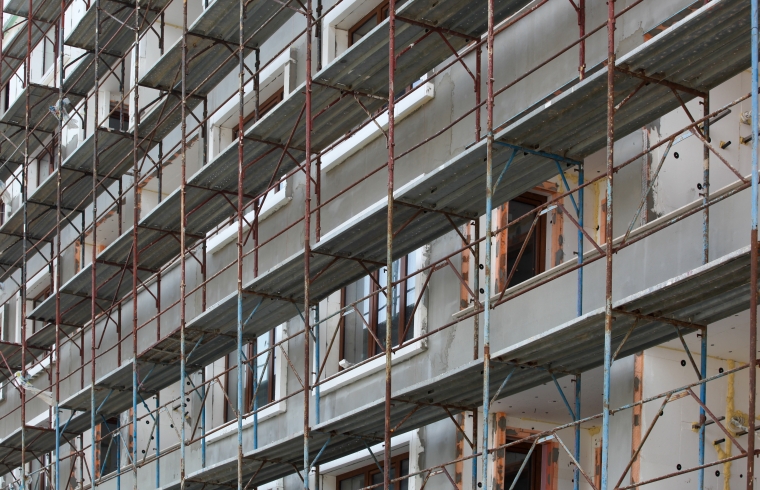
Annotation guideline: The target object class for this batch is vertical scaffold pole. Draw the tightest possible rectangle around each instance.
[601,0,615,487]
[132,0,141,486]
[698,94,709,490]
[384,0,396,483]
[481,0,494,484]
[304,0,313,485]
[574,374,581,490]
[236,0,245,482]
[179,0,189,485]
[747,0,758,483]
[54,0,65,486]
[91,0,101,486]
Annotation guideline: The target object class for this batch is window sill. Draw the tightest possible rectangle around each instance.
[206,183,290,255]
[205,400,286,443]
[321,82,434,172]
[316,340,426,396]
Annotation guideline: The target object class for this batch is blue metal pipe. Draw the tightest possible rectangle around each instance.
[577,166,584,317]
[237,291,243,490]
[132,362,137,490]
[55,406,60,490]
[253,334,258,450]
[574,374,581,490]
[315,304,320,425]
[492,141,582,166]
[698,331,706,490]
[156,393,161,486]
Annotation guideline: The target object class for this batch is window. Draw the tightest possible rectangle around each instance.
[340,253,416,366]
[503,439,543,490]
[108,102,129,131]
[224,329,277,423]
[348,0,389,46]
[96,417,120,478]
[496,192,547,290]
[337,453,409,490]
[233,88,284,140]
[36,138,56,187]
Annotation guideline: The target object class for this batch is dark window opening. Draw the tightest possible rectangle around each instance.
[503,439,543,490]
[337,453,409,490]
[340,253,416,366]
[497,192,547,290]
[224,329,277,423]
[97,416,120,478]
[108,102,129,131]
[348,1,390,46]
[233,88,284,140]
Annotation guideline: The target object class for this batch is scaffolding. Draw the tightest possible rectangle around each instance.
[0,0,755,486]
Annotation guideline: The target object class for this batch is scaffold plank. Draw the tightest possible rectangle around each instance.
[0,19,50,88]
[65,0,172,57]
[4,0,64,23]
[139,0,296,96]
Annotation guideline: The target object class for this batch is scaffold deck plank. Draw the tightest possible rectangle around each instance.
[139,0,296,96]
[4,0,63,23]
[65,0,172,57]
[62,52,121,97]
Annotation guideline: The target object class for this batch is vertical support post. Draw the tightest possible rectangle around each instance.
[601,0,616,487]
[574,374,581,490]
[252,336,258,450]
[54,0,65,487]
[179,0,189,484]
[578,0,585,80]
[155,393,160,485]
[472,220,480,490]
[481,0,495,484]
[384,0,397,484]
[91,0,101,486]
[577,165,584,316]
[132,0,141,488]
[304,0,314,485]
[698,94,709,490]
[747,0,759,483]
[236,0,245,484]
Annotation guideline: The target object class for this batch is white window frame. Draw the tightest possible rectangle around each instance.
[317,245,429,395]
[320,0,389,67]
[321,81,434,173]
[315,430,424,490]
[206,323,288,442]
[206,178,292,254]
[209,47,296,160]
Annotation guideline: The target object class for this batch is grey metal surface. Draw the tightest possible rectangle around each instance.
[0,84,83,181]
[65,0,171,57]
[160,244,757,490]
[139,0,296,96]
[4,0,62,23]
[0,341,49,372]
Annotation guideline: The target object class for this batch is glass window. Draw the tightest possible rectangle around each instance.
[97,417,120,477]
[348,1,389,46]
[503,440,542,490]
[340,253,417,366]
[224,328,277,423]
[498,192,547,290]
[337,454,409,490]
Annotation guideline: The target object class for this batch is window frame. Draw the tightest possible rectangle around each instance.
[233,87,285,140]
[336,452,409,489]
[224,329,277,423]
[339,254,415,365]
[496,191,547,291]
[501,437,543,490]
[95,416,121,478]
[347,0,389,47]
